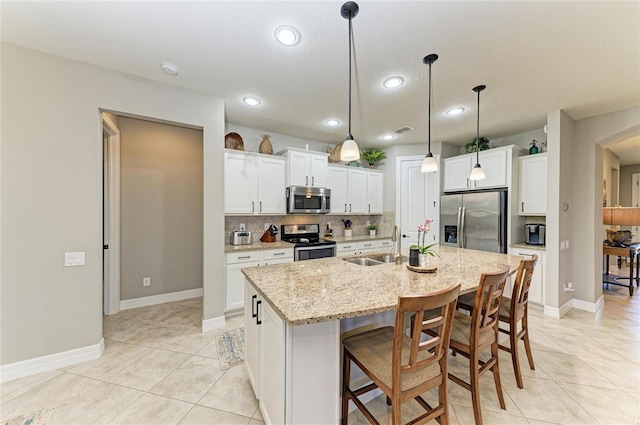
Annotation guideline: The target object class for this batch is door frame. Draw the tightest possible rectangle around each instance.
[102,113,121,316]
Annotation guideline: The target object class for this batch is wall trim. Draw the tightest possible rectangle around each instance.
[120,288,203,311]
[543,294,605,318]
[0,339,104,383]
[544,299,573,318]
[202,315,226,333]
[571,295,604,313]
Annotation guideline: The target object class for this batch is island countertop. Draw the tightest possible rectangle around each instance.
[242,246,523,326]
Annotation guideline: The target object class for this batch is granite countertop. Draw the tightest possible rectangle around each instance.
[510,242,546,251]
[242,246,523,326]
[225,234,392,253]
[225,240,293,253]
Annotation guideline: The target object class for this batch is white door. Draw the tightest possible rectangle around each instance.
[367,172,384,214]
[225,153,256,214]
[258,157,286,214]
[309,154,328,187]
[443,155,472,191]
[632,173,640,237]
[474,149,508,189]
[287,151,310,187]
[398,156,440,247]
[327,166,349,213]
[347,169,367,213]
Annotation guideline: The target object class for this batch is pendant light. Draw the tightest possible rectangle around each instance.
[469,84,486,181]
[421,54,438,173]
[340,2,360,162]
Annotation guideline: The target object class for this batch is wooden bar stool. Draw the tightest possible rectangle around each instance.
[341,283,461,425]
[457,255,537,389]
[417,267,509,425]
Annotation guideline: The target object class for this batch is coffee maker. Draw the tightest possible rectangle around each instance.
[524,224,545,246]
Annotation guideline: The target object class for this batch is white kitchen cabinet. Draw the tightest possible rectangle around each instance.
[366,171,384,214]
[245,282,261,397]
[518,154,547,215]
[327,166,349,214]
[442,146,511,192]
[357,239,392,253]
[279,148,328,188]
[336,242,359,256]
[259,296,286,424]
[508,247,545,305]
[327,165,383,215]
[224,150,286,215]
[225,248,293,312]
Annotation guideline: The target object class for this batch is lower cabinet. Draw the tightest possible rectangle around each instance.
[336,239,392,257]
[226,248,293,312]
[508,247,545,305]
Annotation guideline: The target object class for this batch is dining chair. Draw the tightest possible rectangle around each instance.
[341,283,461,425]
[457,255,537,389]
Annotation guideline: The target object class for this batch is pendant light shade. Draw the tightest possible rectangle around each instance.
[340,2,360,162]
[421,53,439,173]
[469,85,486,181]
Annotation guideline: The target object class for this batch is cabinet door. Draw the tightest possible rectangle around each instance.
[358,241,378,253]
[258,157,286,214]
[309,154,328,187]
[327,166,349,214]
[367,172,384,214]
[511,249,544,305]
[443,155,472,192]
[259,299,286,425]
[226,261,260,311]
[244,280,261,398]
[287,151,310,187]
[519,155,547,215]
[336,243,359,257]
[347,169,367,213]
[474,149,508,189]
[224,153,256,214]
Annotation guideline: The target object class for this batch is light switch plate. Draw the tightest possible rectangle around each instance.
[65,252,85,267]
[560,241,566,251]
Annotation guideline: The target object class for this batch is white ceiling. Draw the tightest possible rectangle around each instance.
[2,1,639,149]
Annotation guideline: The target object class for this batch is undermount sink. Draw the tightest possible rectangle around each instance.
[344,258,384,266]
[343,254,408,266]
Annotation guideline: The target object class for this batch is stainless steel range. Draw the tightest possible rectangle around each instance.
[281,224,337,261]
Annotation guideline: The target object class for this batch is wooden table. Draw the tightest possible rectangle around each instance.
[603,243,640,296]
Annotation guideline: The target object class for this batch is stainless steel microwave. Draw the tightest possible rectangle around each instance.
[286,186,331,214]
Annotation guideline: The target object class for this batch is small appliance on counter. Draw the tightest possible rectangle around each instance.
[230,231,252,246]
[524,224,545,246]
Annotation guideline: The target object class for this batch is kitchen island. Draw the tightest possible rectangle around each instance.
[242,246,523,424]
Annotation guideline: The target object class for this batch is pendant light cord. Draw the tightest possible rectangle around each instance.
[428,60,432,152]
[348,16,353,138]
[476,89,480,164]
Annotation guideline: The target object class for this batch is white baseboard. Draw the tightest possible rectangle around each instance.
[572,295,604,313]
[0,339,104,383]
[202,315,226,333]
[120,288,203,310]
[544,299,573,318]
[543,294,605,318]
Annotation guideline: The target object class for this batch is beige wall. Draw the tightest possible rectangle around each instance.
[620,164,640,207]
[0,44,224,365]
[119,118,203,300]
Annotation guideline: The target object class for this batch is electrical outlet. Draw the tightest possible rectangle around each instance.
[564,282,575,292]
[565,240,570,249]
[143,277,151,287]
[560,241,566,251]
[239,223,246,231]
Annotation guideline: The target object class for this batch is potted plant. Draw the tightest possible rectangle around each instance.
[409,218,440,268]
[368,223,377,237]
[360,148,387,168]
[464,137,490,153]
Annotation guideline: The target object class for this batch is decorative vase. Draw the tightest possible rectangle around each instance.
[344,228,352,237]
[409,248,419,267]
[419,253,430,268]
[259,134,273,154]
[369,230,376,237]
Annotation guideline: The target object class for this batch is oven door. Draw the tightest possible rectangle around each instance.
[295,245,336,261]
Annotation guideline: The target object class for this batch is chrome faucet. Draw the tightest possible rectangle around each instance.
[391,225,402,263]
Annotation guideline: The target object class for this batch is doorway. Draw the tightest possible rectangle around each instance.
[396,156,440,247]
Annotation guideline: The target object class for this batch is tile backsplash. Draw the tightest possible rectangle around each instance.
[225,211,396,242]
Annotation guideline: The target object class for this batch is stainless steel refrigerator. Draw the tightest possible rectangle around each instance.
[440,190,507,253]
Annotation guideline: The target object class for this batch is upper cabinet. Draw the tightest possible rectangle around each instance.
[518,153,547,215]
[443,146,510,192]
[327,165,383,214]
[224,150,286,215]
[278,148,329,188]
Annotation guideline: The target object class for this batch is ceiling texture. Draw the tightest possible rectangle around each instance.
[2,1,639,152]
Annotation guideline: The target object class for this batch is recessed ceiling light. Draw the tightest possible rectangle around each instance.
[383,76,404,89]
[275,25,301,46]
[242,96,261,106]
[160,62,179,76]
[325,119,340,127]
[447,107,465,116]
[382,134,395,140]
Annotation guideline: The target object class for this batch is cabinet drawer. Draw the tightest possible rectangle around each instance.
[337,243,357,253]
[376,239,392,249]
[263,248,294,261]
[358,241,377,250]
[227,251,262,264]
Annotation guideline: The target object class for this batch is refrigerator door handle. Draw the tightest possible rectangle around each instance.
[456,206,463,248]
[460,206,466,248]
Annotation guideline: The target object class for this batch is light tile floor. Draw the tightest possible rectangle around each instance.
[1,279,640,425]
[0,298,263,425]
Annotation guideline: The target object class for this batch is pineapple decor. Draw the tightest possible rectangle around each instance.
[259,134,273,155]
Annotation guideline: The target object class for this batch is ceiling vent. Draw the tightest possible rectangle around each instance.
[394,126,414,134]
